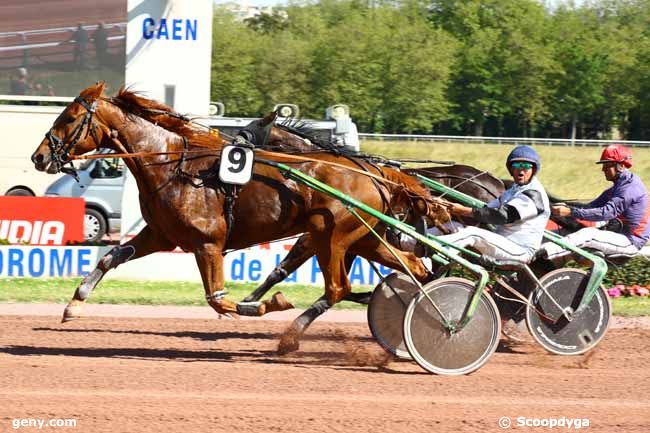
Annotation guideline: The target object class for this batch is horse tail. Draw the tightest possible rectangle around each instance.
[382,168,451,225]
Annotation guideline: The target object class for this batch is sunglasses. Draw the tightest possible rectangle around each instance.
[510,161,533,170]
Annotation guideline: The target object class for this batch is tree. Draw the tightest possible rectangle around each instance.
[429,0,557,136]
[211,8,265,116]
[308,0,457,132]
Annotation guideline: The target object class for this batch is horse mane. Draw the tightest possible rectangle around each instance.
[274,118,363,157]
[109,88,223,148]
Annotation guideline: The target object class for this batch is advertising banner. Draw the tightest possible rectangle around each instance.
[0,242,392,285]
[107,239,394,285]
[0,246,103,277]
[0,196,84,245]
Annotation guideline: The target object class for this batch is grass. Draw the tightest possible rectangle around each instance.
[1,277,648,317]
[361,141,650,200]
[0,278,370,310]
[608,296,650,317]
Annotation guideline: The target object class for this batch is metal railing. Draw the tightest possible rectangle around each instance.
[0,22,126,71]
[359,133,650,148]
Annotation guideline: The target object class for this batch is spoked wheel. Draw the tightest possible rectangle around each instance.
[403,277,501,376]
[525,268,611,355]
[367,272,419,359]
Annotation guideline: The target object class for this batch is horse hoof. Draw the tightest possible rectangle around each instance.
[61,301,84,323]
[266,292,294,313]
[278,332,300,355]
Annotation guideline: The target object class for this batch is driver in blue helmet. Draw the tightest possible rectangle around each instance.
[435,145,550,264]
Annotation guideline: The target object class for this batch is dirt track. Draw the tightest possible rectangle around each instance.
[1,308,649,433]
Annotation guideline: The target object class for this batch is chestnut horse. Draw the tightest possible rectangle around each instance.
[30,83,447,353]
[243,163,506,304]
[231,115,506,303]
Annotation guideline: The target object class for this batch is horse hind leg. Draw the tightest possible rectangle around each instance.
[278,295,333,355]
[278,237,354,355]
[62,226,174,322]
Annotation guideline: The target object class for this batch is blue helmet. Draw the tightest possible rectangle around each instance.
[506,145,541,172]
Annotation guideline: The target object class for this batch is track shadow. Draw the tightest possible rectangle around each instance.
[31,326,376,344]
[1,345,233,361]
[496,340,531,354]
[0,344,419,373]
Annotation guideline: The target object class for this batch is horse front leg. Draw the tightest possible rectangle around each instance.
[62,225,175,322]
[242,234,314,302]
[195,244,294,318]
[244,234,368,305]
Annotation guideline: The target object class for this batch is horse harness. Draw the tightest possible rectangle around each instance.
[45,96,101,180]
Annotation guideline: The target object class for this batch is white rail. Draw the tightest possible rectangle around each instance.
[359,133,650,148]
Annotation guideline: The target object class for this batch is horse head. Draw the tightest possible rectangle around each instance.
[237,111,278,147]
[32,82,109,175]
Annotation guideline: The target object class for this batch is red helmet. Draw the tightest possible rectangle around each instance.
[596,144,632,168]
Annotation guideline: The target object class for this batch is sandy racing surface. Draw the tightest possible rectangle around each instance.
[1,305,649,432]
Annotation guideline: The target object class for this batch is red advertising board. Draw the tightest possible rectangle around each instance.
[0,197,84,245]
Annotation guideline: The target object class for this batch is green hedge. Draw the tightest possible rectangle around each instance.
[447,256,650,288]
[603,256,650,287]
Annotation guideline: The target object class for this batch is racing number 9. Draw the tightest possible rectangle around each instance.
[218,145,254,185]
[227,147,246,173]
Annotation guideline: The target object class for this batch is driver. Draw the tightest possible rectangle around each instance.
[435,145,550,264]
[539,144,650,262]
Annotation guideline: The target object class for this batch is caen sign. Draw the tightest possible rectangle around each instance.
[0,197,84,245]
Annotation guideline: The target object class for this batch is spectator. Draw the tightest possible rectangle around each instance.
[9,67,30,95]
[69,23,89,70]
[93,22,109,67]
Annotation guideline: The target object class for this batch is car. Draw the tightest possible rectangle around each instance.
[44,151,124,242]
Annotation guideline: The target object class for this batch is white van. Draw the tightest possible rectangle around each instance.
[0,100,68,196]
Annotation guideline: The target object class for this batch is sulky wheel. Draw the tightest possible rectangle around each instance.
[403,277,501,376]
[367,272,419,359]
[525,268,611,355]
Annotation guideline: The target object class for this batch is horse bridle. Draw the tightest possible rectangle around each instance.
[45,95,101,179]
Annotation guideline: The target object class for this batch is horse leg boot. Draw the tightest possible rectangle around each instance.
[277,243,353,354]
[63,226,173,322]
[62,245,135,322]
[278,295,332,355]
[242,234,314,302]
[194,244,293,318]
